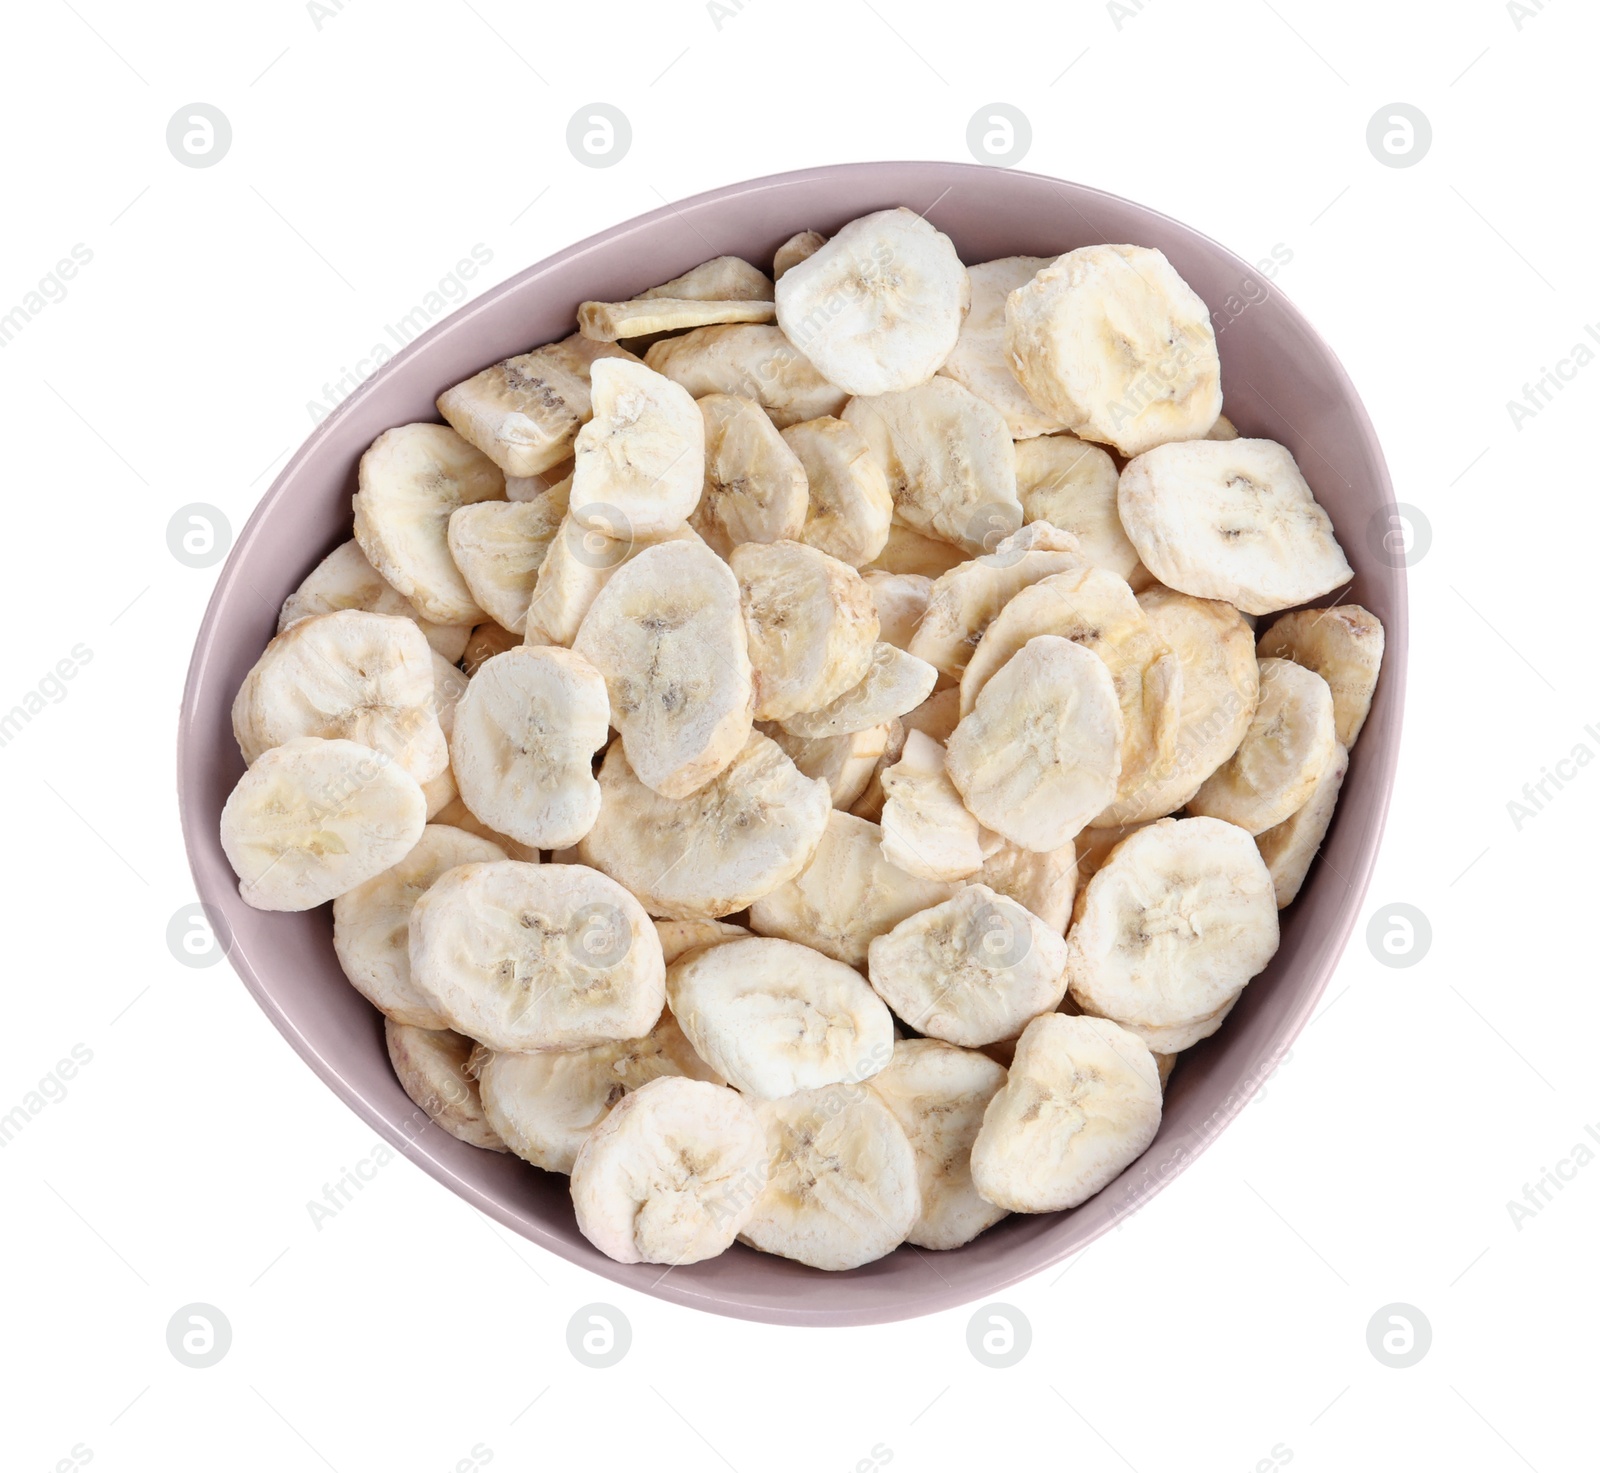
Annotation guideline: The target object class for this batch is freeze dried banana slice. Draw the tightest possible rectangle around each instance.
[1014,435,1139,582]
[450,645,609,849]
[1080,993,1238,1054]
[970,1013,1161,1213]
[767,723,890,811]
[430,796,539,863]
[1257,605,1384,748]
[221,737,427,912]
[1064,816,1278,1032]
[901,687,962,744]
[1256,742,1349,908]
[938,256,1067,438]
[691,394,808,555]
[741,1084,920,1270]
[572,1076,768,1266]
[775,208,969,396]
[1187,658,1335,834]
[748,810,956,967]
[867,885,1070,1047]
[643,255,775,302]
[655,920,750,966]
[578,733,830,919]
[978,837,1078,934]
[868,1039,1009,1250]
[478,1012,721,1173]
[1118,439,1353,615]
[385,1021,507,1152]
[463,619,521,674]
[1093,587,1259,826]
[334,823,508,1027]
[437,334,635,478]
[777,642,938,741]
[278,539,471,663]
[730,541,878,722]
[667,936,894,1099]
[446,484,569,635]
[863,522,970,578]
[848,718,907,823]
[645,324,848,428]
[773,230,825,279]
[575,540,755,797]
[783,416,894,567]
[1207,412,1240,440]
[843,378,1022,555]
[232,610,448,784]
[579,297,776,342]
[880,730,985,882]
[1005,244,1223,456]
[570,359,705,539]
[863,572,931,650]
[409,860,664,1051]
[353,424,506,625]
[947,636,1122,852]
[421,766,456,820]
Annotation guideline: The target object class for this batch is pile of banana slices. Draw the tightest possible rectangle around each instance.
[219,209,1386,1272]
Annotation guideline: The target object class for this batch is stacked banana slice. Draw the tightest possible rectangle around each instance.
[219,209,1385,1273]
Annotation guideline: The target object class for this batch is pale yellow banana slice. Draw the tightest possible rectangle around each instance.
[946,636,1123,851]
[1256,742,1349,907]
[446,484,569,635]
[978,837,1077,934]
[1013,435,1139,581]
[1005,244,1222,456]
[867,884,1070,1047]
[691,394,809,555]
[333,823,508,1027]
[938,256,1067,438]
[579,297,776,342]
[220,737,427,912]
[645,324,847,428]
[1187,658,1335,834]
[429,796,539,863]
[574,539,754,797]
[862,571,931,650]
[773,230,825,280]
[642,256,774,301]
[777,642,938,741]
[783,416,894,567]
[766,722,890,811]
[868,1039,1009,1250]
[748,809,956,967]
[463,619,521,674]
[970,1013,1161,1213]
[385,1020,507,1152]
[1118,439,1353,615]
[1256,605,1384,748]
[577,732,830,919]
[408,860,664,1051]
[421,766,456,820]
[879,730,985,882]
[741,1084,920,1270]
[655,919,750,965]
[862,522,969,578]
[667,936,894,1099]
[450,645,610,849]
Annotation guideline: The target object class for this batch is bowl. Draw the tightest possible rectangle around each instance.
[178,161,1406,1326]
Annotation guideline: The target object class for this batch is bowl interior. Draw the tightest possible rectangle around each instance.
[179,161,1404,1326]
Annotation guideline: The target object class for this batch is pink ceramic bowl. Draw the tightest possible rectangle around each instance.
[179,161,1405,1326]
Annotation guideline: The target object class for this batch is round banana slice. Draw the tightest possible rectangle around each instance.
[767,722,890,811]
[777,642,938,740]
[446,486,569,635]
[863,522,969,578]
[655,919,750,965]
[863,571,931,651]
[775,208,969,397]
[1013,435,1139,581]
[1256,742,1349,908]
[578,733,830,919]
[279,539,471,663]
[1117,439,1353,615]
[748,810,957,967]
[575,539,755,797]
[1187,658,1335,834]
[773,230,826,280]
[970,1013,1161,1213]
[1092,587,1259,826]
[572,1076,768,1266]
[570,359,704,539]
[666,936,894,1099]
[946,636,1123,852]
[1257,605,1384,748]
[353,423,506,625]
[1005,244,1223,457]
[978,837,1078,934]
[690,394,808,555]
[384,1021,507,1152]
[232,609,449,784]
[901,687,962,744]
[938,256,1067,438]
[729,541,878,722]
[1064,816,1279,1031]
[644,324,848,428]
[463,619,521,674]
[880,730,985,882]
[478,1011,722,1173]
[842,378,1021,555]
[867,884,1070,1047]
[524,514,700,648]
[334,823,509,1027]
[741,1084,920,1270]
[429,796,540,863]
[409,860,665,1052]
[868,1039,1009,1250]
[783,416,894,567]
[642,255,775,302]
[221,737,427,912]
[450,645,610,849]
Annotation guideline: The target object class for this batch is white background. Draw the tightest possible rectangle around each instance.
[2,0,1595,1468]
